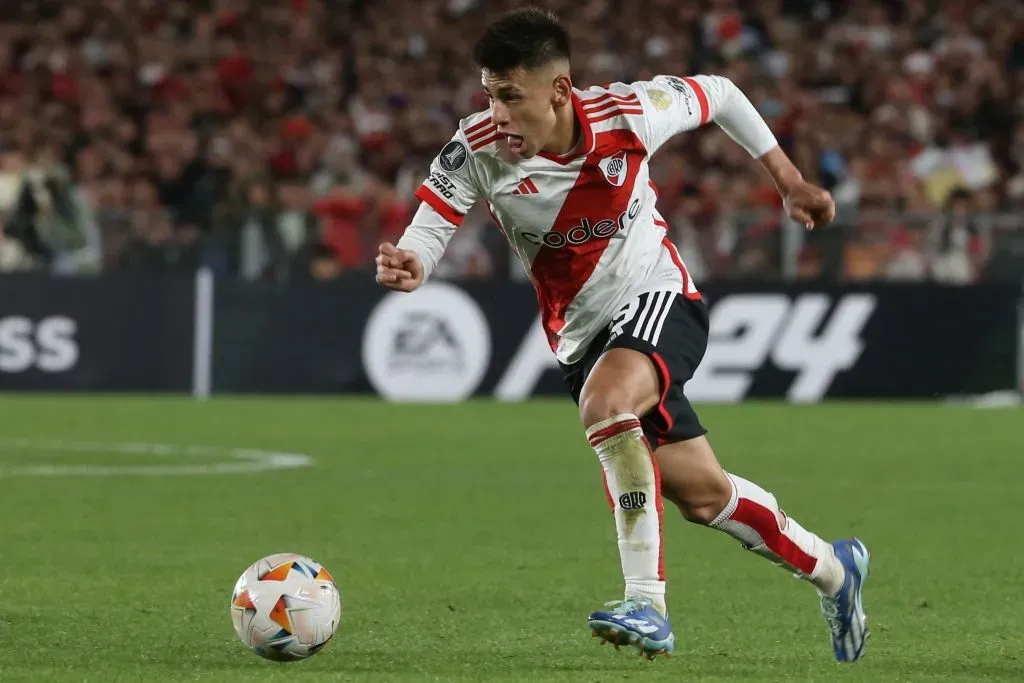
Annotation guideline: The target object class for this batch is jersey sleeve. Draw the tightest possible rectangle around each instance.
[412,130,482,226]
[632,75,779,158]
[397,129,484,282]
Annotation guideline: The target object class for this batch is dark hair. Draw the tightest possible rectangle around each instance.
[473,7,570,73]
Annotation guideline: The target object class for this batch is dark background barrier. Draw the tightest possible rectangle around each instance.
[212,277,1020,401]
[693,283,1021,401]
[0,274,195,392]
[1,274,1020,400]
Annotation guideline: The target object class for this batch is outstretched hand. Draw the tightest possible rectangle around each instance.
[375,242,424,292]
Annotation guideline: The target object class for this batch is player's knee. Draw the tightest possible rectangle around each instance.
[579,390,638,429]
[578,350,660,428]
[677,496,729,525]
[678,499,724,525]
[671,476,732,525]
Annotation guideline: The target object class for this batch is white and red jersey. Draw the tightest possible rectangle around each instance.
[398,74,778,364]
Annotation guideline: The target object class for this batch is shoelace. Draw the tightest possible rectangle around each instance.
[602,598,651,615]
[820,595,845,637]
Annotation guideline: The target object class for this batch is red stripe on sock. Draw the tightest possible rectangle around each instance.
[642,435,666,581]
[731,498,817,575]
[599,470,615,512]
[588,418,643,447]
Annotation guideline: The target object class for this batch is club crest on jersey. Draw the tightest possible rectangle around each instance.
[438,141,467,172]
[598,151,628,187]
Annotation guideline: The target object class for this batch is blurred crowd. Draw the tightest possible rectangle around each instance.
[0,0,1021,283]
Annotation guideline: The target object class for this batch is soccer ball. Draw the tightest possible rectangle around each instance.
[230,552,342,661]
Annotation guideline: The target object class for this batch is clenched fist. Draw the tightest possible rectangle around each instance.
[783,181,836,230]
[375,242,424,292]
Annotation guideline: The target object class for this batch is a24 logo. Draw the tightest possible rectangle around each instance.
[495,293,877,403]
[688,293,877,402]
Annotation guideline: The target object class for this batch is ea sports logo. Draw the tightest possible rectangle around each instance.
[362,282,491,402]
[599,151,628,187]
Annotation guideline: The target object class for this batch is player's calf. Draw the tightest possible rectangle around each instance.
[656,436,844,596]
[656,436,869,661]
[706,472,845,596]
[655,434,831,586]
[586,413,666,613]
[579,349,669,621]
[655,445,732,526]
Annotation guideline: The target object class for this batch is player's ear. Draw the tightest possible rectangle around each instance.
[551,73,572,108]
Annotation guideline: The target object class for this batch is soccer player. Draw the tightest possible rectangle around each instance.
[374,7,869,663]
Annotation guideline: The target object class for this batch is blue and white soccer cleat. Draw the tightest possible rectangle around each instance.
[820,538,870,662]
[588,597,674,660]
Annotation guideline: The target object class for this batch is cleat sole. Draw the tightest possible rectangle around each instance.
[588,620,675,660]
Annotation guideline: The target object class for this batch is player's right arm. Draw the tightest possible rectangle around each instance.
[376,130,483,292]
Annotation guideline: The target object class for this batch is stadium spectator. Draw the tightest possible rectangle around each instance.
[0,0,1020,280]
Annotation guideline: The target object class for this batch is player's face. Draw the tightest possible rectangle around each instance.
[482,66,567,158]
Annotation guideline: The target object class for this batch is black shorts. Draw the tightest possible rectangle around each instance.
[559,290,710,447]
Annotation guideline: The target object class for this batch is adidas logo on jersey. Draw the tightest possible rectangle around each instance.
[598,151,628,187]
[512,178,539,195]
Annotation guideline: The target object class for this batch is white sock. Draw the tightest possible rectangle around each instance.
[587,413,666,614]
[709,473,845,596]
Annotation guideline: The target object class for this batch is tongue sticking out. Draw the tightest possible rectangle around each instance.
[506,135,525,154]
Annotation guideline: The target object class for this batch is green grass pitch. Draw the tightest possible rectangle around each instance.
[0,396,1021,682]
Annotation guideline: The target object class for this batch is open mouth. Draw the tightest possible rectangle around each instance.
[506,134,525,154]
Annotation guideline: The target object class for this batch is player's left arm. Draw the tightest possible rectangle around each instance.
[634,75,835,229]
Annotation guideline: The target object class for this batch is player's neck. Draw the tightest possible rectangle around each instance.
[541,105,581,157]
